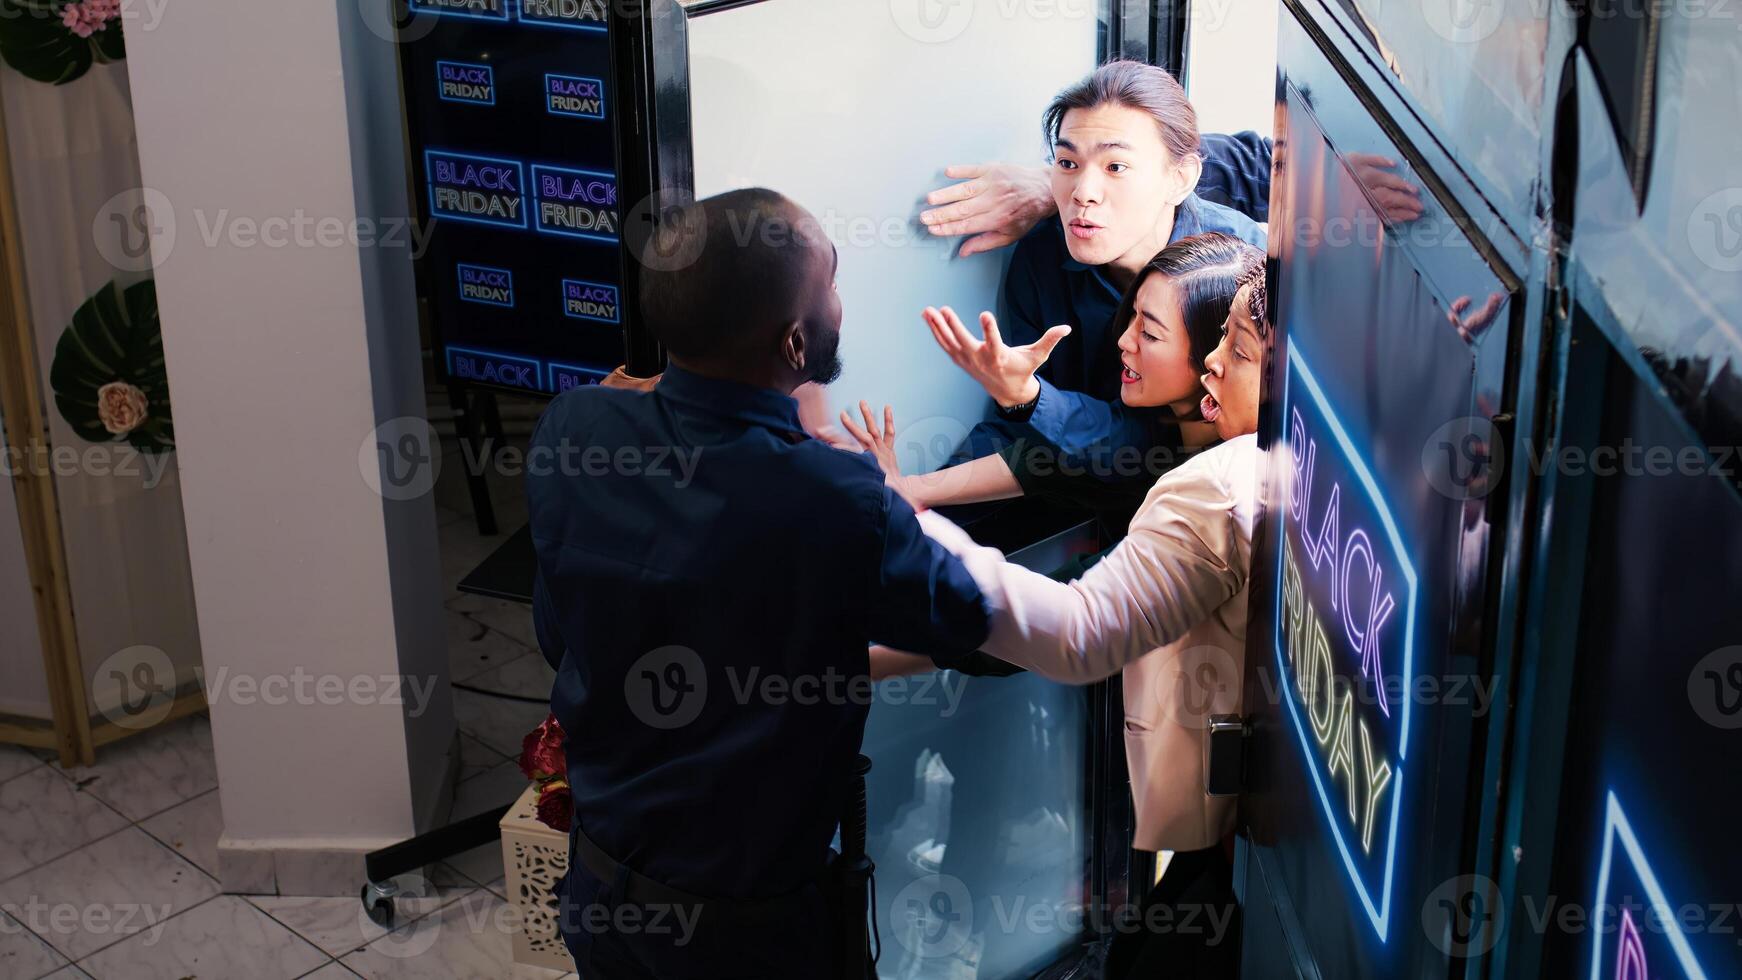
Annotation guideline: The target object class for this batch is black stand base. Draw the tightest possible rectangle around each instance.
[359,802,513,926]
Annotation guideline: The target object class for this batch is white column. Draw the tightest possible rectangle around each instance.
[123,0,455,894]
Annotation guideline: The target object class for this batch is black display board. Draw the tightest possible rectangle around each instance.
[1539,329,1742,980]
[396,0,627,396]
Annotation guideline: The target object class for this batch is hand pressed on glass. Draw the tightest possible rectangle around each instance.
[919,163,1056,257]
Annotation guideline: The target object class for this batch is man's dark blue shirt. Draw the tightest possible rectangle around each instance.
[1194,130,1273,223]
[527,366,990,903]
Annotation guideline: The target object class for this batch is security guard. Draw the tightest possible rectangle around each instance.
[527,188,991,978]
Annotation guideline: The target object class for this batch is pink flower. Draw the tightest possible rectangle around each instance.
[61,4,90,35]
[96,381,148,435]
[60,0,120,38]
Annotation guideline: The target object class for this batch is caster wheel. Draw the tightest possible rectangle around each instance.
[361,883,396,928]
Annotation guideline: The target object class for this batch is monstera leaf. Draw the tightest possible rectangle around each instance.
[0,0,124,85]
[50,279,173,453]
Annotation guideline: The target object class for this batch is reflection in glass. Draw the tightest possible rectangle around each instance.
[862,671,1087,979]
[1571,17,1742,488]
[1331,0,1547,225]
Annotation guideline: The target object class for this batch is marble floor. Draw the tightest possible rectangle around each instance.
[0,429,577,979]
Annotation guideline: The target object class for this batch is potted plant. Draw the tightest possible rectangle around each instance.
[0,0,124,85]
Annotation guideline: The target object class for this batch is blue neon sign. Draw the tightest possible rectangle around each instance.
[407,0,510,21]
[517,0,608,31]
[545,73,605,119]
[1590,791,1711,980]
[426,149,527,230]
[436,61,495,106]
[447,346,541,391]
[530,164,618,243]
[457,264,514,308]
[1274,343,1419,942]
[561,279,620,323]
[549,362,608,393]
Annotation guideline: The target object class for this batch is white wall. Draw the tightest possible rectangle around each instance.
[1185,0,1280,136]
[688,0,1099,471]
[123,0,451,892]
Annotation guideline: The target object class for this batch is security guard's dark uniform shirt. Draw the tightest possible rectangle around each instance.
[527,367,990,908]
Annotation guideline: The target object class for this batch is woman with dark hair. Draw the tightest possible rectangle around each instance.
[866,265,1274,979]
[921,60,1268,493]
[851,231,1260,529]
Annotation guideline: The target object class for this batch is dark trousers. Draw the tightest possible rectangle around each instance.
[1104,846,1241,979]
[555,859,835,980]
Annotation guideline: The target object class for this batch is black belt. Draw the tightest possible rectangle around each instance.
[568,823,817,930]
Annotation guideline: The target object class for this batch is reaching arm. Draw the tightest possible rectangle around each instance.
[839,401,1024,510]
[866,483,992,656]
[904,453,1024,509]
[912,442,1255,683]
[1012,376,1163,470]
[870,642,1028,679]
[919,134,1276,254]
[920,163,1056,257]
[926,264,1163,470]
[994,246,1162,467]
[923,305,1068,410]
[869,644,936,680]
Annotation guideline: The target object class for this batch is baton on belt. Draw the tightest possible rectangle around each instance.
[836,754,877,980]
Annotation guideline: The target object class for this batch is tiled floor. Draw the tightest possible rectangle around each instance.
[0,433,576,979]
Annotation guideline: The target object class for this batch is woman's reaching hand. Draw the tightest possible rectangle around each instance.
[923,306,1069,408]
[841,401,930,512]
[841,400,904,475]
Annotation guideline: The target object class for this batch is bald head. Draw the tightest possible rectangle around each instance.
[638,188,841,387]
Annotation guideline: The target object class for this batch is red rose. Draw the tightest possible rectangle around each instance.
[535,780,573,832]
[519,714,567,781]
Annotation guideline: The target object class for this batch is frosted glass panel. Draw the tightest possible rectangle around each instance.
[688,0,1098,472]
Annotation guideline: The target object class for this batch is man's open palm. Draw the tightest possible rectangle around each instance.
[922,306,1070,408]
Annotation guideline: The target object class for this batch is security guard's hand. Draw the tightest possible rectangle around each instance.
[923,306,1070,409]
